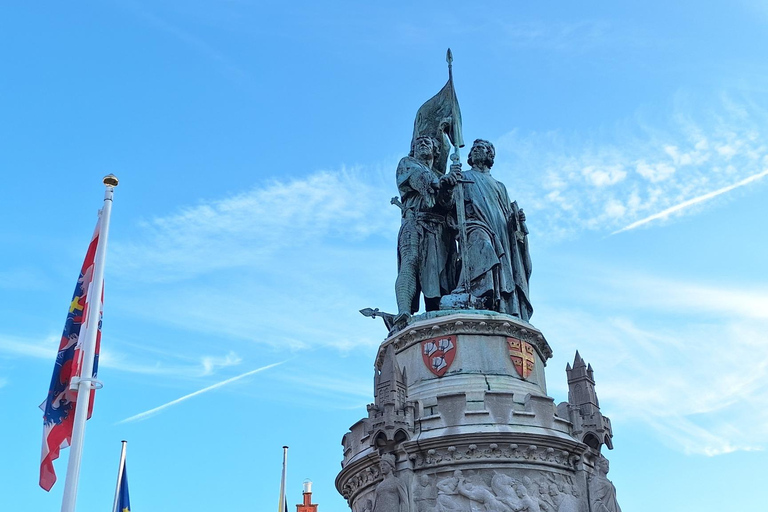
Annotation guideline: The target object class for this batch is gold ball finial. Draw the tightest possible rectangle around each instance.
[103,174,119,187]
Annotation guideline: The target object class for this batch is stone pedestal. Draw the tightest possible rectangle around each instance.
[336,312,620,512]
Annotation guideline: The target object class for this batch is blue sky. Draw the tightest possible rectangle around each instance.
[2,1,767,510]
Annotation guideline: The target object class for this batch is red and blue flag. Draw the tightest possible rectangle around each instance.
[39,217,103,491]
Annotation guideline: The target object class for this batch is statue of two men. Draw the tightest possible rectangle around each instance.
[394,138,532,323]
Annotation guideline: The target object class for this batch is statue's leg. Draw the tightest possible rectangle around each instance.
[395,222,420,317]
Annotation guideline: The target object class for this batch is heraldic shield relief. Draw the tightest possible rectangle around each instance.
[507,337,535,380]
[422,335,457,377]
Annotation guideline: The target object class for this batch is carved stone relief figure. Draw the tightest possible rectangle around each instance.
[372,454,409,512]
[414,473,436,512]
[357,498,374,512]
[588,457,621,512]
[507,482,541,512]
[435,470,468,512]
[490,473,518,509]
[556,485,581,512]
[537,483,561,512]
[456,475,507,512]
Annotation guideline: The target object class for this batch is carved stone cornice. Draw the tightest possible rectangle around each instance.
[378,313,553,366]
[335,451,381,504]
[402,432,586,472]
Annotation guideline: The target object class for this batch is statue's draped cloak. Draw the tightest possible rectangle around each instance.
[455,168,532,319]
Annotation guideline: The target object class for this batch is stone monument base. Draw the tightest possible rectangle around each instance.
[337,312,619,512]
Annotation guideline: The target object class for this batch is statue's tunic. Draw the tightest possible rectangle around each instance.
[396,156,457,313]
[454,168,532,319]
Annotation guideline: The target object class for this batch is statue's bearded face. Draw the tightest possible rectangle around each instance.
[414,137,435,159]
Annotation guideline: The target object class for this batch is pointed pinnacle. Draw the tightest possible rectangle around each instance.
[446,48,453,65]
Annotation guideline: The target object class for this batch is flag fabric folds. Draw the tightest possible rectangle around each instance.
[117,462,131,512]
[39,215,103,491]
[411,70,464,176]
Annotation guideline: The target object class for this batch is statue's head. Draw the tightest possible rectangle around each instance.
[467,139,495,169]
[516,486,527,498]
[409,136,439,160]
[599,457,610,475]
[549,483,559,496]
[380,453,396,474]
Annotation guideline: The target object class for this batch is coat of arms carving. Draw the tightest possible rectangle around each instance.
[422,335,457,377]
[507,337,535,380]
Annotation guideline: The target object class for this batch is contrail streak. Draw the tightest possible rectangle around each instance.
[116,361,285,424]
[612,168,768,235]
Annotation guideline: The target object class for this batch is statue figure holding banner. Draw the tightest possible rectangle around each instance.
[393,50,464,324]
[394,136,460,323]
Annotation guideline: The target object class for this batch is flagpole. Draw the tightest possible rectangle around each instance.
[111,441,128,512]
[61,175,119,512]
[278,446,288,512]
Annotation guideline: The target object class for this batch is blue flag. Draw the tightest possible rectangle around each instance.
[117,462,131,512]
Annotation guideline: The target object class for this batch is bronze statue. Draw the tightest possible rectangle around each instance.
[393,136,460,324]
[442,139,532,320]
[388,50,533,328]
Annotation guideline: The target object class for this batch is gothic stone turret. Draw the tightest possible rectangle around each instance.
[557,351,614,452]
[340,344,416,468]
[369,344,416,450]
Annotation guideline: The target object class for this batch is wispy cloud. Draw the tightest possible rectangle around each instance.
[612,168,768,234]
[112,167,395,283]
[108,166,395,352]
[543,270,768,456]
[0,333,244,378]
[495,90,768,239]
[99,348,243,378]
[117,361,284,424]
[0,334,59,360]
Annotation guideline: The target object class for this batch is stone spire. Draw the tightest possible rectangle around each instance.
[374,344,407,409]
[560,351,614,452]
[366,345,414,452]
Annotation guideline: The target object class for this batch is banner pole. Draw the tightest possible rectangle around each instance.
[278,446,288,512]
[61,175,118,512]
[111,441,128,512]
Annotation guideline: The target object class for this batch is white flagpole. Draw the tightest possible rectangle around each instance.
[111,441,127,512]
[61,175,119,512]
[278,446,288,512]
